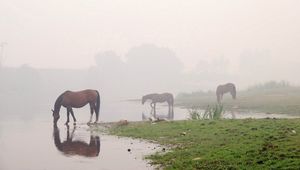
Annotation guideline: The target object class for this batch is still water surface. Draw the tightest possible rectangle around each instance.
[0,120,166,170]
[0,101,187,170]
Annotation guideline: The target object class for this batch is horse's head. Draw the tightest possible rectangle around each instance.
[233,93,236,99]
[142,96,146,104]
[52,109,60,124]
[232,84,237,100]
[231,89,237,99]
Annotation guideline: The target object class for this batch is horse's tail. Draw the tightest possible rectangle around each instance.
[95,90,101,120]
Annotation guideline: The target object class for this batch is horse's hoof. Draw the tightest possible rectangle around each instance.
[73,122,76,125]
[65,122,69,125]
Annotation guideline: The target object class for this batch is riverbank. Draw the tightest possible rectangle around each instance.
[176,86,300,116]
[108,119,300,169]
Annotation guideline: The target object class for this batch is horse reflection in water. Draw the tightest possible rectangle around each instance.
[53,125,100,157]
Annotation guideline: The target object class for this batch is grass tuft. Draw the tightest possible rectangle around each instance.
[189,105,224,120]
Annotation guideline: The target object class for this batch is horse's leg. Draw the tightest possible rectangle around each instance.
[172,103,174,118]
[70,125,76,140]
[65,108,70,125]
[167,102,171,116]
[89,136,95,146]
[150,102,155,108]
[217,94,223,104]
[150,102,154,116]
[88,103,94,124]
[70,108,76,125]
[168,101,174,119]
[150,103,154,116]
[94,103,99,123]
[169,101,174,119]
[220,94,223,103]
[153,103,156,118]
[66,124,70,141]
[230,91,236,100]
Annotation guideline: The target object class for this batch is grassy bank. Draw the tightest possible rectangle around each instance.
[176,86,300,115]
[109,119,300,169]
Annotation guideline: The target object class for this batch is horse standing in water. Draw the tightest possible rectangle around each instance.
[53,125,100,157]
[216,83,236,103]
[142,93,174,118]
[52,89,100,125]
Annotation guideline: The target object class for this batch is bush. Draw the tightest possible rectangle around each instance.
[247,80,291,91]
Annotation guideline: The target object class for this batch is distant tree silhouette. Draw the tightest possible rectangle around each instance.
[125,44,184,95]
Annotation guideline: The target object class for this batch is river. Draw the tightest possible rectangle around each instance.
[0,101,187,170]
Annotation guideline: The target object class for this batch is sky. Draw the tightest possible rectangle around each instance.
[1,0,300,73]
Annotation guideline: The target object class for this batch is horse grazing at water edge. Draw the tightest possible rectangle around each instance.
[52,89,100,125]
[142,93,174,118]
[216,83,236,103]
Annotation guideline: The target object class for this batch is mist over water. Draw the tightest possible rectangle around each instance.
[1,43,300,117]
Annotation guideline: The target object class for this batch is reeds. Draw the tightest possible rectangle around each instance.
[189,104,224,120]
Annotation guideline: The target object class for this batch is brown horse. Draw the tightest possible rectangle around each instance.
[142,93,174,118]
[52,89,100,125]
[53,125,100,157]
[216,83,236,103]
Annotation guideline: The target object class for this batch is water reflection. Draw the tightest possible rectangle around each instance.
[142,105,174,121]
[53,125,100,157]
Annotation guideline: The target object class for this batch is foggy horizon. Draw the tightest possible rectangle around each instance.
[1,1,299,68]
[1,0,300,97]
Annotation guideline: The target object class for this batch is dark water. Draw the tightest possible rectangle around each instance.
[0,101,187,170]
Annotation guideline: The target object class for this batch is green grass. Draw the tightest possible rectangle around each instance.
[109,119,300,169]
[176,87,300,115]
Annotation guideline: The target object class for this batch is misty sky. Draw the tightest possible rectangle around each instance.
[1,0,300,74]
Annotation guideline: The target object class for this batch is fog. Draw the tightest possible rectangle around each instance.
[1,1,300,114]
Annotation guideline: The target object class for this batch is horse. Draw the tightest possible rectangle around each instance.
[142,93,174,118]
[52,89,100,125]
[53,125,100,157]
[216,83,236,103]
